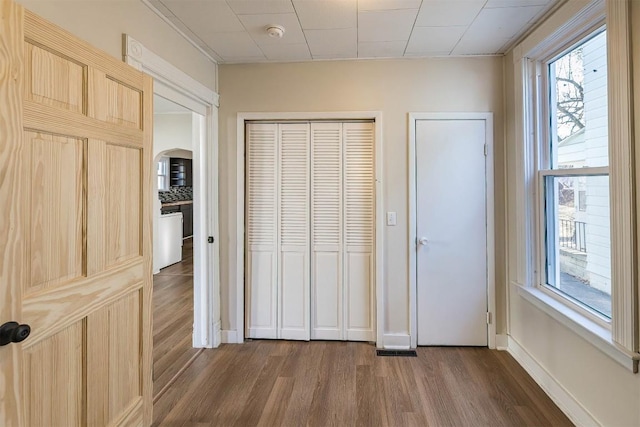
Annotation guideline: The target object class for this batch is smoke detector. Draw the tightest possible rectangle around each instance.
[266,25,285,39]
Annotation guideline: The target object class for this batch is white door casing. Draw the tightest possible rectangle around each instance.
[409,113,496,348]
[124,35,221,349]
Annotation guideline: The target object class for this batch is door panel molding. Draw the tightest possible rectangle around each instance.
[408,112,496,349]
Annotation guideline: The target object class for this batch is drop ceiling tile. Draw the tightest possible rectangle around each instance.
[204,32,264,58]
[305,28,357,56]
[358,9,418,42]
[451,32,511,55]
[358,41,407,57]
[261,43,312,60]
[293,0,357,29]
[358,0,422,11]
[161,0,245,34]
[415,0,485,27]
[239,13,306,44]
[406,26,466,54]
[463,5,544,39]
[485,0,552,7]
[226,0,296,15]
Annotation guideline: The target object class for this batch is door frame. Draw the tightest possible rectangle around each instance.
[235,112,384,347]
[408,112,496,349]
[124,35,221,348]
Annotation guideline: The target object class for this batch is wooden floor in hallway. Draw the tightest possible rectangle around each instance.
[153,237,201,399]
[153,339,573,427]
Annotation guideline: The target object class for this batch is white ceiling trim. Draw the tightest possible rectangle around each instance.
[141,0,220,64]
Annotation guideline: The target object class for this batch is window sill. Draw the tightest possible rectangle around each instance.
[515,283,639,373]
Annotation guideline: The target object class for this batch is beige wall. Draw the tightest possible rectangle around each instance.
[503,1,640,425]
[218,58,506,338]
[16,0,217,91]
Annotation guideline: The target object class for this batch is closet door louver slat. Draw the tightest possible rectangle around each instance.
[278,124,311,340]
[311,123,343,340]
[246,123,278,339]
[343,123,375,341]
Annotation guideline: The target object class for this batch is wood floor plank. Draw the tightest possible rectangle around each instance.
[152,238,199,398]
[153,341,573,427]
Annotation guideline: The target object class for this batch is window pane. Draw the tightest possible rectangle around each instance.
[545,175,611,318]
[550,31,608,169]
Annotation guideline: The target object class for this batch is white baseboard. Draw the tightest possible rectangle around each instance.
[213,321,222,348]
[507,336,600,427]
[383,333,411,349]
[222,329,241,344]
[495,334,509,350]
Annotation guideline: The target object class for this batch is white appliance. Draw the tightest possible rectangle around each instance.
[157,212,183,269]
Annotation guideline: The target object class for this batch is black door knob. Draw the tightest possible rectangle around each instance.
[0,321,31,346]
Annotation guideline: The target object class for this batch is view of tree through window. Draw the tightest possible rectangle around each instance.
[546,30,611,318]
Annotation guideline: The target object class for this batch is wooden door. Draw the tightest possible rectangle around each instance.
[0,1,154,425]
[415,119,488,346]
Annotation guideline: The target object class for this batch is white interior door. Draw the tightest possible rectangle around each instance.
[416,119,488,346]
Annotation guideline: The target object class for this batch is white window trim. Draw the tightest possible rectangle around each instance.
[512,0,639,372]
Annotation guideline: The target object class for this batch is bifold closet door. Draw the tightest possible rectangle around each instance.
[343,123,375,341]
[311,122,375,341]
[311,123,343,340]
[278,124,311,340]
[246,123,310,340]
[246,123,279,339]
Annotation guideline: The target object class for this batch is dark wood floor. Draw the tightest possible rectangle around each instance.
[153,238,201,398]
[153,340,572,426]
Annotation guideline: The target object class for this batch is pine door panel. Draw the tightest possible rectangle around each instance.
[23,321,83,427]
[24,42,86,113]
[0,4,153,426]
[24,131,85,294]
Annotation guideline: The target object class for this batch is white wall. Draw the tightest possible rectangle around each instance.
[152,112,193,273]
[503,1,640,425]
[16,0,217,91]
[153,113,194,159]
[218,58,506,341]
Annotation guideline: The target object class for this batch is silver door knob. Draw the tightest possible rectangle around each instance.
[418,237,428,246]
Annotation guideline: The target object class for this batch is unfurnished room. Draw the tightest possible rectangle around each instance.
[1,0,639,426]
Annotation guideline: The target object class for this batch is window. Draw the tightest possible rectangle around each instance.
[157,157,169,190]
[540,29,611,320]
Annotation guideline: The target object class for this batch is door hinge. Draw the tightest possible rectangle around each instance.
[486,312,492,325]
[484,144,488,156]
[208,236,214,244]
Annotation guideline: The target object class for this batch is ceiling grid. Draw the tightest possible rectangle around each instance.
[147,0,558,63]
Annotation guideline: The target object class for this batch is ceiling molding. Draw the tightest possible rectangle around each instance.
[140,0,221,64]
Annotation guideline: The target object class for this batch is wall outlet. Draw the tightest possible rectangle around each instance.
[386,211,397,226]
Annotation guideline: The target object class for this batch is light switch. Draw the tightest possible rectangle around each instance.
[386,211,397,226]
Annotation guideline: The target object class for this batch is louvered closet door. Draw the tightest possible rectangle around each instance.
[278,124,310,340]
[343,123,376,341]
[246,123,278,339]
[311,123,344,340]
